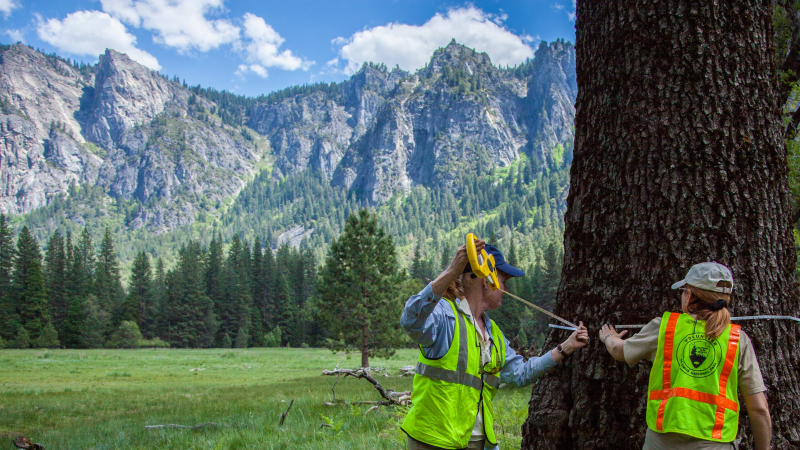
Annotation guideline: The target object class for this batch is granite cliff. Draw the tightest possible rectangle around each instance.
[1,39,575,235]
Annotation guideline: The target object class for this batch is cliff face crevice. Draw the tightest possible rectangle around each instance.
[1,40,575,232]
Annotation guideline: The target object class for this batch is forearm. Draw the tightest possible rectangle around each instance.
[549,340,577,364]
[750,411,771,450]
[745,393,772,450]
[603,335,626,361]
[501,343,557,387]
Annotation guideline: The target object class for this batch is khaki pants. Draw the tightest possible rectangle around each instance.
[407,435,485,450]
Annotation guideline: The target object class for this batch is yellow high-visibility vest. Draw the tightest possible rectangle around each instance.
[401,298,507,449]
[647,311,741,442]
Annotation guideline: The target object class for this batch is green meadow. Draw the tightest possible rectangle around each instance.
[0,348,531,449]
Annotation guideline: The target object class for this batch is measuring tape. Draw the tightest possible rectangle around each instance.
[549,315,800,331]
[466,233,579,329]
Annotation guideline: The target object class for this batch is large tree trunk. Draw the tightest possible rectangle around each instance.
[522,1,800,449]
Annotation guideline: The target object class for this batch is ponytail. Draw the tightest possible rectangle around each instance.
[443,277,465,301]
[687,282,732,339]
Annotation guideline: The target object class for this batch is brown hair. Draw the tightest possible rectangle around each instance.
[443,277,465,301]
[687,281,732,339]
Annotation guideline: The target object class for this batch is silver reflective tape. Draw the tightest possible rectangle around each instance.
[548,315,800,331]
[415,362,483,390]
[483,374,501,390]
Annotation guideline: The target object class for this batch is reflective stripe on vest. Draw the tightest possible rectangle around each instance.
[648,312,740,441]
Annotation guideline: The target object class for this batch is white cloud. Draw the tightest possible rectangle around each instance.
[552,3,565,11]
[0,0,18,18]
[37,10,161,70]
[100,0,240,52]
[568,0,576,22]
[5,28,23,42]
[333,6,534,75]
[238,12,312,71]
[236,63,267,78]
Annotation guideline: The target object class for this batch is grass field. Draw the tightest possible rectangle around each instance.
[0,348,532,450]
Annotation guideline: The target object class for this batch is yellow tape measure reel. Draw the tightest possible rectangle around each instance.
[466,233,499,290]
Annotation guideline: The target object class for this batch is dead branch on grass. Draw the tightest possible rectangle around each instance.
[279,399,294,426]
[144,423,226,430]
[321,367,411,409]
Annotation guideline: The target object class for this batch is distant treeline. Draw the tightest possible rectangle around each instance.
[0,216,319,349]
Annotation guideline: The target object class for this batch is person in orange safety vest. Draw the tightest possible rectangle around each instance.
[599,262,772,450]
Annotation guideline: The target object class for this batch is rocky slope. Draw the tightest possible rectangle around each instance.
[248,39,577,204]
[1,39,575,234]
[0,44,263,231]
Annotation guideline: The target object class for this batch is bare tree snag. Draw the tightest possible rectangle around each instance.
[522,1,800,449]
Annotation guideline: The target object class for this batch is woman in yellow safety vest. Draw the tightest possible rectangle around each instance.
[600,262,772,449]
[401,238,589,450]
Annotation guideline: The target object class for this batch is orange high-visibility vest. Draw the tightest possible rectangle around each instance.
[646,312,741,442]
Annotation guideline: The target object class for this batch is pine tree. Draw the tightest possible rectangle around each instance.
[11,227,50,341]
[0,213,13,299]
[221,332,232,349]
[75,228,95,294]
[126,251,153,336]
[411,242,425,282]
[235,325,249,348]
[222,235,251,344]
[44,230,67,337]
[0,213,14,341]
[81,294,107,348]
[261,238,275,328]
[62,297,86,348]
[15,326,29,349]
[167,242,216,347]
[206,235,225,341]
[36,322,60,348]
[95,227,123,316]
[152,257,166,337]
[317,209,406,367]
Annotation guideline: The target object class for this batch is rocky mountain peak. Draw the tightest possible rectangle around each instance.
[85,49,188,149]
[424,40,494,76]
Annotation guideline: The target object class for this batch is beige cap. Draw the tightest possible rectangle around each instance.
[671,262,734,294]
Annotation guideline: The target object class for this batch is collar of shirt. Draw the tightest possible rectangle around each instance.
[458,298,493,364]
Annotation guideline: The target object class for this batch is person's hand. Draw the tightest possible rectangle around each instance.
[562,321,589,354]
[600,324,628,345]
[445,238,485,276]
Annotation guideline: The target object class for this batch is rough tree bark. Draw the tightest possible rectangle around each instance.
[522,1,800,449]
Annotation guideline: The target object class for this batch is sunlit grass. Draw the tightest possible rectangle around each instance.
[0,348,532,449]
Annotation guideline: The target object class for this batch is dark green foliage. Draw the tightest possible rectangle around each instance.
[44,230,67,335]
[10,227,49,341]
[36,322,60,348]
[82,294,107,348]
[0,214,13,299]
[62,297,86,348]
[517,328,528,348]
[165,241,217,348]
[221,332,232,348]
[15,326,29,349]
[96,227,124,318]
[111,320,143,348]
[126,251,154,337]
[235,326,249,348]
[316,209,407,367]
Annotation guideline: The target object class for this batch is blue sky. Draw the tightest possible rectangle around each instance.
[0,0,576,97]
